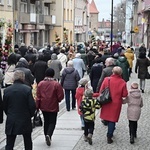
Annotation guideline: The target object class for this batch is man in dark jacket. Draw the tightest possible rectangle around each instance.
[15,57,34,87]
[3,70,36,150]
[19,43,28,57]
[0,89,3,124]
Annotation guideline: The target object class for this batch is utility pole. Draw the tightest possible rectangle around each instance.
[110,0,114,51]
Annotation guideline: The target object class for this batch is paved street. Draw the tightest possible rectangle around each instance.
[1,62,150,150]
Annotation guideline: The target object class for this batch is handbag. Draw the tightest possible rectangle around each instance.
[32,110,43,128]
[97,77,112,105]
[146,71,150,79]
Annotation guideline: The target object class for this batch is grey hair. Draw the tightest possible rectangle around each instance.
[106,57,115,65]
[13,70,25,82]
[67,60,73,67]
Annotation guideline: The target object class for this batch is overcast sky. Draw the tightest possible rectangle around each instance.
[94,0,122,21]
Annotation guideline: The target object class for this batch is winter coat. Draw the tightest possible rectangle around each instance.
[96,65,115,92]
[57,53,68,75]
[0,90,3,124]
[123,89,143,121]
[15,60,34,87]
[99,75,128,122]
[80,97,100,122]
[36,77,64,112]
[47,53,62,80]
[90,63,103,92]
[3,80,36,135]
[33,60,48,84]
[135,58,150,79]
[116,56,129,82]
[124,48,134,68]
[4,64,15,85]
[61,67,80,90]
[73,57,86,78]
[75,87,85,115]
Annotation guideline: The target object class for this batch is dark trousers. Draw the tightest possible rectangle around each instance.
[107,121,116,138]
[65,89,76,111]
[84,121,95,136]
[6,133,32,150]
[129,120,137,137]
[42,111,57,139]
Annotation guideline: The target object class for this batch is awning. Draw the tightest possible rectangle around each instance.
[144,6,150,12]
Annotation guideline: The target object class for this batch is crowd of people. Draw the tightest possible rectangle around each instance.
[0,40,148,149]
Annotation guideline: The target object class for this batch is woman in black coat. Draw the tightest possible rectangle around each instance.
[135,52,150,93]
[0,89,3,124]
[90,58,104,92]
[3,70,36,150]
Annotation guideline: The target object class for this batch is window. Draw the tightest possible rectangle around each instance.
[0,0,4,5]
[7,0,12,6]
[44,6,49,15]
[20,3,27,13]
[30,4,36,13]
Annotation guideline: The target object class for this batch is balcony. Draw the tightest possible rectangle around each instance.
[37,14,44,24]
[44,0,55,4]
[20,12,30,24]
[44,15,52,24]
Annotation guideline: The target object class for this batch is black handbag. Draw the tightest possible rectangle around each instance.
[146,71,150,79]
[32,110,43,128]
[97,77,112,105]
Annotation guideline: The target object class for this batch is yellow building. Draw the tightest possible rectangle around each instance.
[0,0,13,45]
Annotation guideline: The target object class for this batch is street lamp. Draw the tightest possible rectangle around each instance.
[110,0,113,51]
[121,4,133,47]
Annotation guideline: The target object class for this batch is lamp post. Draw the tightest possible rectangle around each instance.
[121,4,133,47]
[110,0,113,51]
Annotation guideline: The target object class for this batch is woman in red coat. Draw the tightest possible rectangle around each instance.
[99,66,128,144]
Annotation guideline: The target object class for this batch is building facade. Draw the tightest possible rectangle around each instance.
[0,0,13,45]
[74,0,89,43]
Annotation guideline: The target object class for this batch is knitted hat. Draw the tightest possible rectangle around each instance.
[84,89,93,98]
[131,82,138,89]
[79,78,88,86]
[45,68,55,77]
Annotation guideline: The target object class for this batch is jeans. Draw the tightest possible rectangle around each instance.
[84,121,95,136]
[6,133,32,150]
[140,79,145,90]
[65,89,76,111]
[42,111,57,139]
[80,115,85,127]
[107,121,116,138]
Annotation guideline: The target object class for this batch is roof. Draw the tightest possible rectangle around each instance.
[89,0,99,14]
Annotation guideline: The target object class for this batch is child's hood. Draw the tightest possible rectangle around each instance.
[129,89,141,98]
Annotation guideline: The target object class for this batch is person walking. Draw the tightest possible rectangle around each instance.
[73,53,86,79]
[124,47,134,76]
[99,66,128,144]
[47,53,62,81]
[75,78,88,130]
[80,89,100,145]
[123,82,143,144]
[61,60,80,111]
[3,70,36,150]
[0,88,3,124]
[135,52,150,93]
[36,68,64,147]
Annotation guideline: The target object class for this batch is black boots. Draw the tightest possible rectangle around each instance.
[107,137,113,144]
[130,135,134,144]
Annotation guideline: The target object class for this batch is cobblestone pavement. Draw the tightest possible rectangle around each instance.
[73,71,150,150]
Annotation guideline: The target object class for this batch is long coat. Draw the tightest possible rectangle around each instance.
[123,89,143,121]
[135,58,150,79]
[124,48,134,68]
[99,74,128,122]
[3,81,36,135]
[0,89,3,124]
